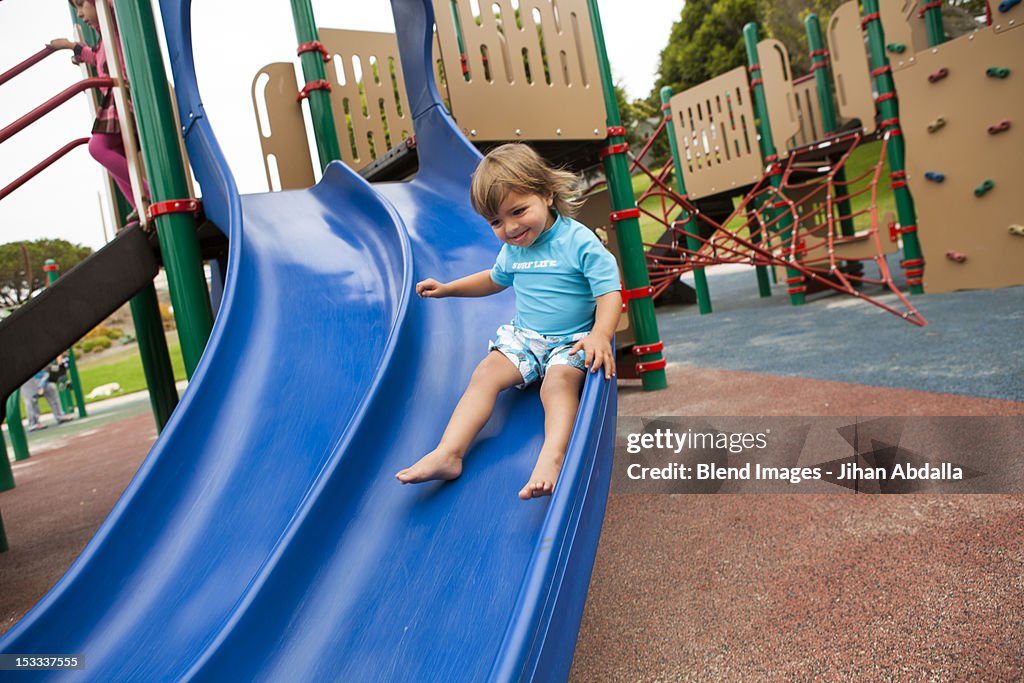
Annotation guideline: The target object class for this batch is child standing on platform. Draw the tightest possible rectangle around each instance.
[49,0,141,215]
[396,143,621,500]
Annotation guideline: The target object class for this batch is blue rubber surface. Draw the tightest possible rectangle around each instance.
[665,261,1023,401]
[0,1,615,680]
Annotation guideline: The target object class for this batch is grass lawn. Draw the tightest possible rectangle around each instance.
[27,339,188,415]
[74,339,187,403]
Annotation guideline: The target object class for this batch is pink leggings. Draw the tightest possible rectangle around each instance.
[89,133,137,209]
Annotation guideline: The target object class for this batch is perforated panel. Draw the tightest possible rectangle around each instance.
[669,67,763,200]
[251,63,316,191]
[791,75,827,146]
[432,0,604,141]
[757,39,801,155]
[319,29,414,169]
[828,1,877,134]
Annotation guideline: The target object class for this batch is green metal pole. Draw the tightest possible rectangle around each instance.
[449,0,470,81]
[0,425,14,491]
[0,509,8,552]
[5,393,30,461]
[923,3,945,47]
[586,0,666,391]
[289,0,342,171]
[113,0,213,376]
[744,23,805,306]
[130,283,179,431]
[805,14,856,241]
[861,0,925,295]
[660,86,711,315]
[43,259,87,417]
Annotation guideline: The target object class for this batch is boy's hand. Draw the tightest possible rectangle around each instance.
[416,278,448,298]
[47,39,76,51]
[570,332,616,379]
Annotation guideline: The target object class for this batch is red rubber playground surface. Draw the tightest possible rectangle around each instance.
[2,361,1021,678]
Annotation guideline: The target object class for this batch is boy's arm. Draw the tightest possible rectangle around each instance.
[416,270,507,298]
[570,290,622,379]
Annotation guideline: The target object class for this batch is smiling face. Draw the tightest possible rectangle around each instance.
[487,190,556,248]
[72,0,99,31]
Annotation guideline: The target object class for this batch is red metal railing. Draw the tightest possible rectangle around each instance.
[0,137,90,201]
[0,46,58,87]
[0,77,113,144]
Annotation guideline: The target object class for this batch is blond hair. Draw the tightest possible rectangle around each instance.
[470,143,581,219]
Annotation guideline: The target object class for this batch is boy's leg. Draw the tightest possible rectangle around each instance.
[519,365,585,500]
[396,351,524,484]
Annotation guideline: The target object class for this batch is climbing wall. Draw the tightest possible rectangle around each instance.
[891,20,1024,292]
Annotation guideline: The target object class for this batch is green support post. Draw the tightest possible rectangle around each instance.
[861,0,925,295]
[0,509,8,552]
[923,3,945,47]
[130,284,179,431]
[586,0,666,391]
[0,425,14,491]
[43,259,87,417]
[290,0,342,171]
[113,0,214,377]
[449,0,470,81]
[744,23,805,306]
[804,15,856,241]
[5,393,30,462]
[660,86,711,315]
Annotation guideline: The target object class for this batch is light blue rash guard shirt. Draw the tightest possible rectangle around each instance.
[489,214,621,336]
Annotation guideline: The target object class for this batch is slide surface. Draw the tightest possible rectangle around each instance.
[0,1,615,680]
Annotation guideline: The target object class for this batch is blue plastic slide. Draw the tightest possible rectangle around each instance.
[0,0,615,680]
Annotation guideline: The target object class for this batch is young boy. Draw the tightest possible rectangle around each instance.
[396,143,621,499]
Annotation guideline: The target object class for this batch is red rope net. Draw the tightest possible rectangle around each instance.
[592,128,927,326]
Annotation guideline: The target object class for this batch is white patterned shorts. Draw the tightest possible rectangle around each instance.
[488,323,588,388]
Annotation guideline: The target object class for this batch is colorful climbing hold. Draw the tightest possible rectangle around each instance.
[986,67,1010,78]
[924,171,945,183]
[928,67,949,83]
[1008,225,1024,236]
[945,251,967,263]
[887,43,907,53]
[927,117,947,133]
[998,0,1020,13]
[974,179,995,197]
[988,120,1011,134]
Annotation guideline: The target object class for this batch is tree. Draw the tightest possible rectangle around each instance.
[654,0,758,96]
[0,239,92,308]
[757,0,846,76]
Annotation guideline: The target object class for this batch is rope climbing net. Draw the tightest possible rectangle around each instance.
[598,125,927,326]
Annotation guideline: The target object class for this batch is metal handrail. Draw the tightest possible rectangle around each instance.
[0,46,58,88]
[0,137,90,202]
[0,76,113,144]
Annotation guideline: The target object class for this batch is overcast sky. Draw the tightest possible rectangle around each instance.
[1,1,681,250]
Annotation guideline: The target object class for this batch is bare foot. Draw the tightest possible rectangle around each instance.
[518,454,562,500]
[396,449,463,484]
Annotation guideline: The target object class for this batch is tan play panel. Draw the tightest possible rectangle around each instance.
[432,0,605,142]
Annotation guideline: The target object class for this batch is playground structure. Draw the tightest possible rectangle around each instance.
[0,0,1019,675]
[0,0,637,678]
[251,0,1022,331]
[632,0,1023,313]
